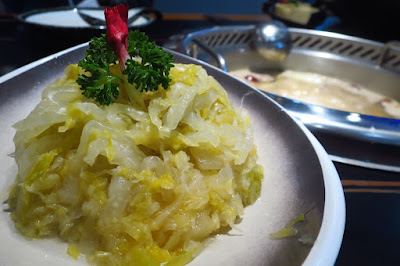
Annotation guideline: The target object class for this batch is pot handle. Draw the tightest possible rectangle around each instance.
[189,38,228,72]
[378,41,400,68]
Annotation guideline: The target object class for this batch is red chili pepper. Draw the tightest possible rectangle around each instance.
[245,75,259,82]
[380,98,392,103]
[104,4,130,69]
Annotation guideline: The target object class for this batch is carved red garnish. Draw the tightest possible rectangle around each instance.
[104,4,130,69]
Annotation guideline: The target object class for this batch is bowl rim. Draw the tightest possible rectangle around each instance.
[289,114,345,266]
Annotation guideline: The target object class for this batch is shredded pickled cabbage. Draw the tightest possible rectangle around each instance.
[8,63,263,265]
[269,213,305,240]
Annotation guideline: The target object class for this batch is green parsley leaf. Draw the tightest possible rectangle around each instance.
[77,34,121,106]
[76,31,175,106]
[124,30,174,92]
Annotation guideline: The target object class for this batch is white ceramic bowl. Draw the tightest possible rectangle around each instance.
[0,44,345,265]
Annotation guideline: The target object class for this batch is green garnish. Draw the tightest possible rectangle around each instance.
[269,213,305,240]
[77,35,121,106]
[124,31,174,92]
[77,30,174,106]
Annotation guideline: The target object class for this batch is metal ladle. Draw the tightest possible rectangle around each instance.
[253,20,292,69]
[188,20,291,72]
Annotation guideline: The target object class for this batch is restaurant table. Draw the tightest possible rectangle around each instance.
[1,12,399,266]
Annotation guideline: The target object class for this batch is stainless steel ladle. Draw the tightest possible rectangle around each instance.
[253,20,292,67]
[187,20,291,72]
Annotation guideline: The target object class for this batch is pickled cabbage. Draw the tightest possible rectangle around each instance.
[8,63,263,265]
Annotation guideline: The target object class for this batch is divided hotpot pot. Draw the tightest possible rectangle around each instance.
[180,26,400,172]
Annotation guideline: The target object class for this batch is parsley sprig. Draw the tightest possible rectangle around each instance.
[77,30,175,105]
[124,31,174,92]
[77,35,121,105]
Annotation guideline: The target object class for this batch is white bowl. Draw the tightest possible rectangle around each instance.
[0,44,345,265]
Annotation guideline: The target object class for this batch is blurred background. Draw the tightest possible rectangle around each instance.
[1,0,399,42]
[1,0,399,76]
